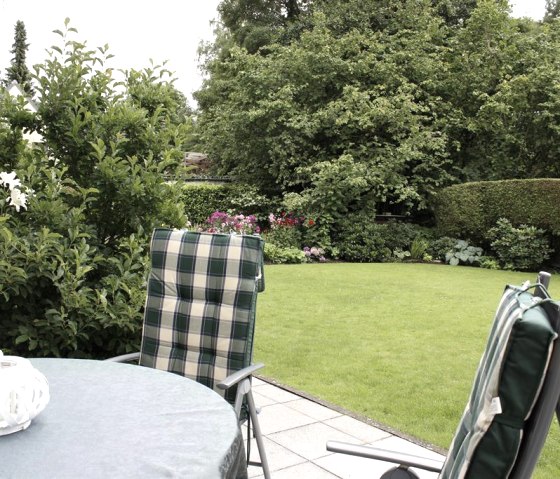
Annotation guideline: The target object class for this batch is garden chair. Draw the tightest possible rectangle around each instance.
[109,228,270,478]
[327,271,560,478]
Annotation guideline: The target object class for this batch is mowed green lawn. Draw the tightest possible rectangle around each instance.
[254,263,560,478]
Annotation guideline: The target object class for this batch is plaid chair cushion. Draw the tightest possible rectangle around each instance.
[139,228,265,405]
[440,283,558,479]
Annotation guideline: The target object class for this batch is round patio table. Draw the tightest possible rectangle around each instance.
[0,358,247,479]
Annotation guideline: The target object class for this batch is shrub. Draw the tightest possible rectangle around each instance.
[0,166,148,358]
[479,256,500,270]
[334,218,392,262]
[334,215,431,263]
[204,211,260,235]
[0,24,188,358]
[260,211,305,250]
[433,179,560,243]
[445,240,484,266]
[427,236,459,262]
[262,227,302,249]
[181,182,274,225]
[301,218,333,254]
[486,218,553,271]
[263,243,307,264]
[383,221,427,251]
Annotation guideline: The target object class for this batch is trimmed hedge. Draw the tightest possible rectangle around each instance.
[180,182,275,225]
[433,179,560,242]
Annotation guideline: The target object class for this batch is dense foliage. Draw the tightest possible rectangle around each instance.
[195,0,560,229]
[181,182,274,224]
[432,179,560,242]
[486,218,553,271]
[4,2,560,358]
[0,22,191,358]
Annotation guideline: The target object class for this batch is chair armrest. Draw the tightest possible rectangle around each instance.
[217,363,265,390]
[326,441,444,473]
[105,352,140,363]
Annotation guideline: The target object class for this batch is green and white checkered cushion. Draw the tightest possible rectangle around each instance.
[139,228,265,405]
[440,283,558,479]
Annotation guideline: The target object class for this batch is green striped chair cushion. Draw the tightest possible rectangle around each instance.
[440,283,558,478]
[139,228,265,405]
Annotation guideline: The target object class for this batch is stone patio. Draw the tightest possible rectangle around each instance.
[246,378,446,478]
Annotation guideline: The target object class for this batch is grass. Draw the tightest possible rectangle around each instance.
[253,263,560,478]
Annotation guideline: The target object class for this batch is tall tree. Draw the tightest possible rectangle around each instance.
[544,0,560,22]
[5,20,34,95]
[218,0,313,52]
[432,0,478,26]
[197,0,454,214]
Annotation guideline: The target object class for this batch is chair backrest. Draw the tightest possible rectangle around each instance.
[139,228,265,405]
[440,274,560,479]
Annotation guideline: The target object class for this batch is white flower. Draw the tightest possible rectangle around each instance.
[7,188,27,212]
[0,171,21,191]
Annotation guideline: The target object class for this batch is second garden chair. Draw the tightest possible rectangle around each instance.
[327,271,560,478]
[109,228,270,478]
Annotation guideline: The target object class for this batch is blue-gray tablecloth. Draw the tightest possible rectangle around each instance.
[0,358,247,478]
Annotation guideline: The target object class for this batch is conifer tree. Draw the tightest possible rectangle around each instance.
[5,20,34,95]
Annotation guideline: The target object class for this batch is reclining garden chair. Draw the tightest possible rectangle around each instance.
[327,271,560,478]
[109,228,270,478]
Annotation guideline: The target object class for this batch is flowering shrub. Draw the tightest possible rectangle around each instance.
[205,211,260,235]
[303,246,326,262]
[268,212,303,229]
[181,183,274,225]
[264,211,330,262]
[0,23,190,359]
[0,171,28,212]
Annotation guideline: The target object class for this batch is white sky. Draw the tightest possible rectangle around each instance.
[0,1,547,108]
[0,0,222,106]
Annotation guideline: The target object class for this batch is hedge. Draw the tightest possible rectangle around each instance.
[433,179,560,242]
[180,182,275,225]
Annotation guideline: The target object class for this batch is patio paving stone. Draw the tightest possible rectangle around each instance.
[324,415,393,443]
[247,378,446,478]
[268,422,361,460]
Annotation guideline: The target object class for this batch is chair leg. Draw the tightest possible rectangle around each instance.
[246,415,252,464]
[246,389,271,479]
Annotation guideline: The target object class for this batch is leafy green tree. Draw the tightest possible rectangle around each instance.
[440,0,560,181]
[5,20,34,95]
[218,0,313,52]
[544,0,560,22]
[432,0,478,26]
[199,0,560,237]
[197,1,454,216]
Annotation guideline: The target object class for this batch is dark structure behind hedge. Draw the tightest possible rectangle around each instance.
[433,179,560,242]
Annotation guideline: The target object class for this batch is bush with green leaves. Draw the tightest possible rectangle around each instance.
[0,23,189,358]
[445,240,484,266]
[262,226,302,249]
[334,216,391,263]
[263,243,306,264]
[427,236,459,262]
[433,179,560,243]
[486,218,553,271]
[181,182,275,225]
[0,164,149,357]
[334,215,432,263]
